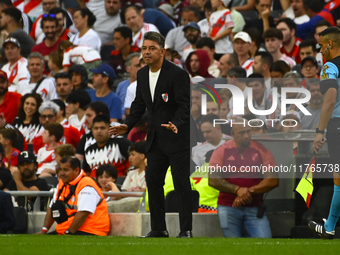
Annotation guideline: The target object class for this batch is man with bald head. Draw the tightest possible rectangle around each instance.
[209,119,279,238]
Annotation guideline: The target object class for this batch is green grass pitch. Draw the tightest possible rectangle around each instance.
[1,235,339,255]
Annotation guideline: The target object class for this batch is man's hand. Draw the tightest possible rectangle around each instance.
[109,124,128,137]
[12,168,22,182]
[36,230,47,235]
[262,8,270,19]
[161,121,178,134]
[236,187,252,204]
[313,133,325,153]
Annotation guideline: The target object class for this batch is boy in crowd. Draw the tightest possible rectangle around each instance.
[0,129,19,170]
[96,164,120,200]
[37,123,64,177]
[121,141,146,192]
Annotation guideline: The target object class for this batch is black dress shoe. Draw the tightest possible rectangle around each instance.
[176,231,193,238]
[141,230,169,238]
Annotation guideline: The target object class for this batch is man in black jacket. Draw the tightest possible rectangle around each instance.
[110,31,192,238]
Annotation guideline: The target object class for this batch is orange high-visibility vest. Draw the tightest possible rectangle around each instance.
[54,171,110,235]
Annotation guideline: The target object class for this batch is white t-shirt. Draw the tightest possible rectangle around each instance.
[124,81,137,109]
[69,114,86,131]
[198,18,209,38]
[70,29,102,52]
[62,45,101,67]
[280,54,296,68]
[1,57,30,93]
[19,77,57,101]
[209,9,234,54]
[182,44,194,63]
[93,7,121,44]
[85,0,105,13]
[149,69,161,102]
[121,169,146,191]
[132,23,160,48]
[37,145,57,175]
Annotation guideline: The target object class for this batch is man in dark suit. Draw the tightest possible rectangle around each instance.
[110,31,192,238]
[0,190,15,233]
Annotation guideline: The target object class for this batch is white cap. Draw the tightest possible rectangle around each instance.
[233,32,252,43]
[158,3,174,18]
[221,0,232,7]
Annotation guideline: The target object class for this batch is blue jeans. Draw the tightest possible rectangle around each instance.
[217,205,272,238]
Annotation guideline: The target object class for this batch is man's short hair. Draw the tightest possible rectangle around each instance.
[66,90,92,110]
[49,7,66,17]
[299,39,316,52]
[27,52,44,66]
[182,6,200,19]
[86,101,110,119]
[270,60,291,74]
[303,0,325,13]
[51,99,65,117]
[196,37,215,50]
[114,26,133,45]
[255,51,273,68]
[125,52,140,67]
[2,7,21,23]
[120,5,142,24]
[263,28,283,41]
[283,71,302,83]
[143,31,165,49]
[201,114,220,125]
[44,123,64,142]
[306,78,320,90]
[96,164,118,180]
[128,141,146,155]
[245,28,261,48]
[227,66,247,78]
[39,101,60,115]
[60,156,80,170]
[55,72,72,81]
[0,128,18,147]
[315,20,331,33]
[0,0,13,6]
[276,18,296,32]
[247,73,265,86]
[41,13,58,29]
[55,144,75,158]
[92,114,110,126]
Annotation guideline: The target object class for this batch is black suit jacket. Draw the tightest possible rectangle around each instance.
[125,59,190,153]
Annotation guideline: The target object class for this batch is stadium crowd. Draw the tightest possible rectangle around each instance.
[0,0,337,237]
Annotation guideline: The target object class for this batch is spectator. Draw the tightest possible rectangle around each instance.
[206,99,220,116]
[182,22,201,63]
[116,53,140,117]
[37,122,63,177]
[232,32,253,76]
[0,70,21,124]
[69,8,101,52]
[301,56,319,84]
[0,143,12,190]
[290,0,310,24]
[93,0,122,44]
[96,164,120,196]
[314,20,331,44]
[55,72,73,103]
[109,26,140,81]
[192,114,230,167]
[68,64,90,90]
[1,37,30,94]
[279,110,302,132]
[75,101,110,161]
[165,6,200,55]
[4,151,49,210]
[168,0,190,26]
[0,128,19,170]
[252,51,273,89]
[263,28,296,68]
[231,0,255,11]
[52,99,67,124]
[299,39,318,61]
[31,14,62,75]
[83,115,131,177]
[48,50,63,77]
[142,6,176,37]
[21,52,57,101]
[197,0,215,38]
[185,50,214,79]
[13,93,43,151]
[218,53,239,78]
[121,5,159,48]
[270,60,291,94]
[49,7,74,41]
[209,0,234,58]
[189,0,206,20]
[66,90,92,133]
[196,37,220,77]
[88,64,122,122]
[276,18,302,64]
[245,28,263,58]
[300,79,323,130]
[38,156,110,235]
[54,144,76,165]
[220,98,230,119]
[209,120,279,238]
[0,7,35,58]
[121,141,147,192]
[60,40,101,78]
[282,71,304,112]
[0,190,15,233]
[243,0,275,35]
[158,3,177,28]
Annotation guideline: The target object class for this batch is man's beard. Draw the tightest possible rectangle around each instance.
[0,87,8,96]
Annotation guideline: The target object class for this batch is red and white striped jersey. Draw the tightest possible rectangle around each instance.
[132,23,159,49]
[37,144,57,175]
[1,57,30,93]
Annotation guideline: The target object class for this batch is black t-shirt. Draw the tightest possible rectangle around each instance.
[6,178,49,210]
[76,131,96,156]
[244,16,276,36]
[0,167,12,190]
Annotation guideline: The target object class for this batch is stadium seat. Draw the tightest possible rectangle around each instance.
[239,10,258,21]
[41,176,58,189]
[116,176,126,186]
[165,190,199,213]
[100,45,115,64]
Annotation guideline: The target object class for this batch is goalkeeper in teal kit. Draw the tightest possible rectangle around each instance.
[309,27,340,239]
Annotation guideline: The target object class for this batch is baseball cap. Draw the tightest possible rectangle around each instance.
[281,110,301,123]
[3,37,20,48]
[158,3,174,18]
[18,151,36,165]
[183,22,200,32]
[0,70,8,80]
[233,32,252,43]
[221,0,231,7]
[301,56,318,68]
[90,64,116,80]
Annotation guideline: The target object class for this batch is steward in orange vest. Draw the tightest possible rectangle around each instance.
[37,156,110,235]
